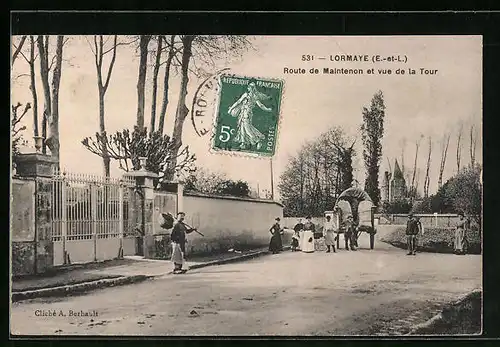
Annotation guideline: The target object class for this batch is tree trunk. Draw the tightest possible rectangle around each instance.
[456,124,463,173]
[37,36,52,155]
[12,35,27,67]
[158,35,176,135]
[167,35,194,181]
[29,36,39,137]
[438,133,450,189]
[424,137,432,198]
[45,35,64,163]
[136,35,151,130]
[149,35,163,134]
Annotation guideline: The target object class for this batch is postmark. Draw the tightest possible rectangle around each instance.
[191,68,231,137]
[211,75,284,157]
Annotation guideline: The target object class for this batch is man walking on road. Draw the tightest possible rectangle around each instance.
[170,212,196,274]
[406,213,422,256]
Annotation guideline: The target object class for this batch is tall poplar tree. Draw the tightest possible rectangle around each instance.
[360,90,386,206]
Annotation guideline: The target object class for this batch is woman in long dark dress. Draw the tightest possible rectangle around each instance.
[269,217,283,254]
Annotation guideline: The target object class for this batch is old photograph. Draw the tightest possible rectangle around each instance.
[10,35,482,336]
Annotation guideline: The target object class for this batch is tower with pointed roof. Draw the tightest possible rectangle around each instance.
[381,159,407,203]
[390,159,406,202]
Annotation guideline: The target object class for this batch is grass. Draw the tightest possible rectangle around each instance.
[380,226,481,254]
[408,290,482,335]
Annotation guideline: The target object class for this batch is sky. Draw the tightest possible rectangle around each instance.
[11,35,482,198]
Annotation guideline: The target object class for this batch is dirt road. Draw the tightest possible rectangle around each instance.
[10,228,481,336]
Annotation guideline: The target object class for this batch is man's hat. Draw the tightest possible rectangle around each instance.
[275,217,280,221]
[177,212,186,216]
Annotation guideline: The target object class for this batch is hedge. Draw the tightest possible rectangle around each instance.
[380,226,481,254]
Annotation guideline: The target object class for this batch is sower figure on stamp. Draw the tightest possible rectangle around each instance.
[405,213,422,256]
[344,215,357,251]
[269,217,283,254]
[170,212,197,274]
[228,82,272,150]
[323,215,336,253]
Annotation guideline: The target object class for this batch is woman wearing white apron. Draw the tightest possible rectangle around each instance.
[301,216,315,253]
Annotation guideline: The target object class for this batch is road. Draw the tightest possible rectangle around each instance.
[10,227,481,336]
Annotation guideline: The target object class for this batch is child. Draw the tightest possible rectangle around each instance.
[291,230,300,251]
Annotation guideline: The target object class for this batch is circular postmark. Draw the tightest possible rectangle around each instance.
[191,68,231,137]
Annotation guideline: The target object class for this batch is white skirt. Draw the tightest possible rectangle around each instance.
[301,231,315,253]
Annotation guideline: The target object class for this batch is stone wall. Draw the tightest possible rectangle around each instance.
[11,178,36,276]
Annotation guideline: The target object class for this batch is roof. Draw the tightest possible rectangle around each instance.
[393,159,405,181]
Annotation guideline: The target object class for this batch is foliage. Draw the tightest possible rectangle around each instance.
[184,168,250,198]
[410,165,481,229]
[278,126,356,217]
[380,226,481,254]
[361,90,386,206]
[81,126,196,181]
[11,103,30,158]
[382,199,413,214]
[443,164,482,227]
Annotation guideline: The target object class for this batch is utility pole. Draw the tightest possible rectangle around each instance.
[270,158,275,200]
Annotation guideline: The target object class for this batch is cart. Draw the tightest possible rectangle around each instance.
[325,187,377,250]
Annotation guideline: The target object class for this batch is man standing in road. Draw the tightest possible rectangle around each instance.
[323,215,336,253]
[170,212,196,274]
[344,215,357,251]
[406,213,422,256]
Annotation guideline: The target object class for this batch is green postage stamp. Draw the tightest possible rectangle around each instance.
[211,75,284,157]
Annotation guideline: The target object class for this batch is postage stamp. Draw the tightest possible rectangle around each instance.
[211,75,284,157]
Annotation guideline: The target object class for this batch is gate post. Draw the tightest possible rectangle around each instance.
[14,151,58,274]
[118,180,124,259]
[60,172,68,264]
[126,158,159,259]
[90,182,97,261]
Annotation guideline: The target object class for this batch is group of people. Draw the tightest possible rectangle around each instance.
[405,211,469,256]
[166,210,470,275]
[269,213,360,254]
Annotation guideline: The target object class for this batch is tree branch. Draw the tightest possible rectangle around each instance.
[11,36,27,67]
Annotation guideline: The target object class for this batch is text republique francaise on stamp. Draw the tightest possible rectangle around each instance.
[211,75,284,157]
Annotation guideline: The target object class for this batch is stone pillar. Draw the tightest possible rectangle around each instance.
[126,158,158,259]
[14,152,58,274]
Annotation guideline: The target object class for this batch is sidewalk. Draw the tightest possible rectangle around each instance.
[11,247,280,302]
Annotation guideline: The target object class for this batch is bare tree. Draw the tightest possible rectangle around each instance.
[409,135,423,199]
[37,35,52,153]
[86,35,119,177]
[158,35,179,134]
[469,124,478,167]
[456,122,463,173]
[14,36,39,137]
[28,36,39,137]
[400,137,407,178]
[438,132,451,189]
[166,35,253,180]
[167,35,195,180]
[136,35,152,129]
[11,36,27,67]
[423,136,432,198]
[149,35,163,133]
[45,35,64,163]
